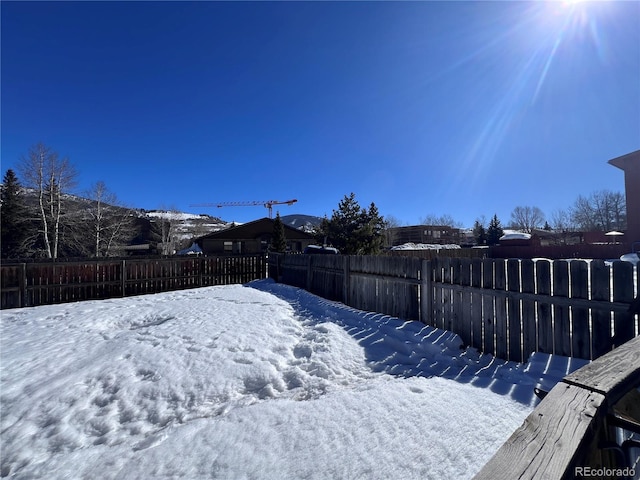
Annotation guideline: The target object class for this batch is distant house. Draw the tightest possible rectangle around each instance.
[176,242,203,256]
[194,217,316,255]
[531,228,582,246]
[582,231,615,245]
[608,150,640,246]
[387,225,461,246]
[122,243,156,256]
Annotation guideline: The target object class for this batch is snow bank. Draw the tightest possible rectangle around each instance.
[498,232,531,241]
[1,281,584,479]
[145,211,209,221]
[390,243,461,250]
[620,253,640,265]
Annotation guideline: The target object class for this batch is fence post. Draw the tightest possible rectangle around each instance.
[420,259,432,324]
[20,263,27,308]
[306,254,313,291]
[121,259,126,297]
[262,253,268,279]
[343,255,351,305]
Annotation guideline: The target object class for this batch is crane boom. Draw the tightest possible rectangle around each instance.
[189,199,297,218]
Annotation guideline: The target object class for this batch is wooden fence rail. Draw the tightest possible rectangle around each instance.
[474,335,640,479]
[269,254,639,361]
[1,255,267,309]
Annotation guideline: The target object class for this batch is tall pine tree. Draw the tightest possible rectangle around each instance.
[1,169,30,258]
[321,193,385,254]
[358,202,385,255]
[472,219,487,246]
[270,213,287,252]
[486,214,504,246]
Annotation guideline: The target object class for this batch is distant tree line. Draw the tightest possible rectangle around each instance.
[2,143,627,259]
[503,192,626,235]
[430,191,626,247]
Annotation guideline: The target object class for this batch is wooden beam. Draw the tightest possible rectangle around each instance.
[473,383,605,480]
[434,283,633,313]
[563,335,640,404]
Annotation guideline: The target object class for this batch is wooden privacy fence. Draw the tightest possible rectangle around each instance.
[1,255,267,309]
[269,254,422,321]
[384,248,487,260]
[269,254,639,362]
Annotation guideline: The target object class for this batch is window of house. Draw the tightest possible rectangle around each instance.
[224,241,233,252]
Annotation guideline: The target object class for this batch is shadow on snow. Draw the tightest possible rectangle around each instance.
[248,279,589,407]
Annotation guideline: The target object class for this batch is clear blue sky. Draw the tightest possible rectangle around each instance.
[2,1,638,227]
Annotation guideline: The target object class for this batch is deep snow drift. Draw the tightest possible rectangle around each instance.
[1,280,587,479]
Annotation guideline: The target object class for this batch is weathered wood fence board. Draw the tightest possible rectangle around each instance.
[309,255,345,302]
[269,254,639,361]
[1,255,267,309]
[571,261,590,359]
[521,260,537,361]
[470,258,483,350]
[349,255,421,321]
[494,260,508,360]
[553,260,571,357]
[431,258,638,362]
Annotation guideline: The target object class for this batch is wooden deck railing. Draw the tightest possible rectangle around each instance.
[474,335,640,479]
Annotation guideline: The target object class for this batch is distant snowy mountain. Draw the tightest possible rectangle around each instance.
[143,210,229,244]
[11,187,231,247]
[9,185,325,247]
[281,214,323,233]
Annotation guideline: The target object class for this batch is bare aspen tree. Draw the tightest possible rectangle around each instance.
[18,143,77,258]
[509,206,545,233]
[419,214,463,228]
[571,190,626,232]
[383,214,401,247]
[551,208,573,232]
[156,207,181,256]
[86,181,136,257]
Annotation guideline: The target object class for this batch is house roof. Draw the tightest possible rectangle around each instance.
[608,150,640,171]
[195,217,316,241]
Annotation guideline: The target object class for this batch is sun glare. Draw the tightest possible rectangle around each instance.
[457,0,611,188]
[562,0,585,7]
[528,0,608,101]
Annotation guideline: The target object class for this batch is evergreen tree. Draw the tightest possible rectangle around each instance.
[486,214,504,246]
[357,202,385,255]
[313,216,331,246]
[1,169,30,258]
[328,192,362,253]
[323,193,385,254]
[270,213,287,252]
[472,220,487,246]
[543,221,551,231]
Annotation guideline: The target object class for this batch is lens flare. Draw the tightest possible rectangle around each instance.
[454,0,611,190]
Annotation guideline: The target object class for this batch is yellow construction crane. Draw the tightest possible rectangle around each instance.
[190,199,298,218]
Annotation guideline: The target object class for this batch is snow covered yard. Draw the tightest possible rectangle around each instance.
[0,280,586,479]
